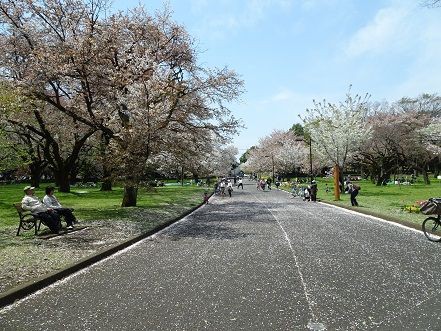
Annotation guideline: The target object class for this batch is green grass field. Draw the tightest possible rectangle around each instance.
[313,178,441,225]
[0,183,207,230]
[2,179,440,231]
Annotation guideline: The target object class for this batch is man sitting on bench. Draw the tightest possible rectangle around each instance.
[21,186,61,234]
[43,186,76,230]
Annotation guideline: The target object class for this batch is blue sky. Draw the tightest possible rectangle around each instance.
[113,0,441,155]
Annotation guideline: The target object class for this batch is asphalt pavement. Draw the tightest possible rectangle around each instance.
[1,180,441,330]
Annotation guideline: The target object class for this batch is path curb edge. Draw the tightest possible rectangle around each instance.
[0,195,211,309]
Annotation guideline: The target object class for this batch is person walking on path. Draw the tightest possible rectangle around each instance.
[304,186,311,201]
[349,182,360,206]
[227,181,233,197]
[260,179,266,191]
[310,180,318,202]
[266,178,272,190]
[237,178,243,189]
[220,181,226,196]
[22,186,61,233]
[43,186,76,229]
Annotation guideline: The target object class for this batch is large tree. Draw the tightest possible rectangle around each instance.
[302,87,371,200]
[356,95,440,185]
[0,1,243,205]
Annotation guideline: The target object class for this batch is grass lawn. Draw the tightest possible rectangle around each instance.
[0,182,208,293]
[0,183,207,231]
[313,178,441,226]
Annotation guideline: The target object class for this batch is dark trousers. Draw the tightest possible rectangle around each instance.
[350,190,359,206]
[37,211,61,233]
[237,183,243,189]
[55,208,76,226]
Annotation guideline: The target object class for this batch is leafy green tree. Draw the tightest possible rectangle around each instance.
[290,123,305,137]
[0,130,28,173]
[239,146,256,164]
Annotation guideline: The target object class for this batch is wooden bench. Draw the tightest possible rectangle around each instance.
[14,203,45,236]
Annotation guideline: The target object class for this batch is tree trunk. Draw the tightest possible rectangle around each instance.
[423,168,431,185]
[334,164,340,201]
[29,163,43,188]
[100,134,113,191]
[181,166,184,187]
[376,173,389,186]
[100,178,112,191]
[122,185,138,207]
[375,172,382,186]
[433,158,440,178]
[55,170,71,192]
[100,164,113,191]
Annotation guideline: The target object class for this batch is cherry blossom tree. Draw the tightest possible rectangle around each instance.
[244,130,309,178]
[356,96,439,185]
[420,119,441,155]
[302,87,371,200]
[0,1,243,205]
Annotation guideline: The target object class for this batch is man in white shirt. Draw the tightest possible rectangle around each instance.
[21,186,61,233]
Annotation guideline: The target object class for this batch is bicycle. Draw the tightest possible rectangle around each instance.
[421,198,441,242]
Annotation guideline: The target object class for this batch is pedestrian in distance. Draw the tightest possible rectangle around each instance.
[303,186,311,201]
[220,181,226,196]
[266,178,272,190]
[349,183,360,206]
[237,177,244,189]
[227,181,233,197]
[203,191,209,204]
[310,180,318,202]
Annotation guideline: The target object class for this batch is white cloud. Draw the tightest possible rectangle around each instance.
[390,17,441,99]
[345,6,411,57]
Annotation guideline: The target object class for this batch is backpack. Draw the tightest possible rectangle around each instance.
[353,184,361,191]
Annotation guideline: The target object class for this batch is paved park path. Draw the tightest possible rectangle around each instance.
[2,180,441,330]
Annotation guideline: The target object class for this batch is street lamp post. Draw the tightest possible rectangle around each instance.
[294,135,313,182]
[271,154,275,184]
[309,137,313,182]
